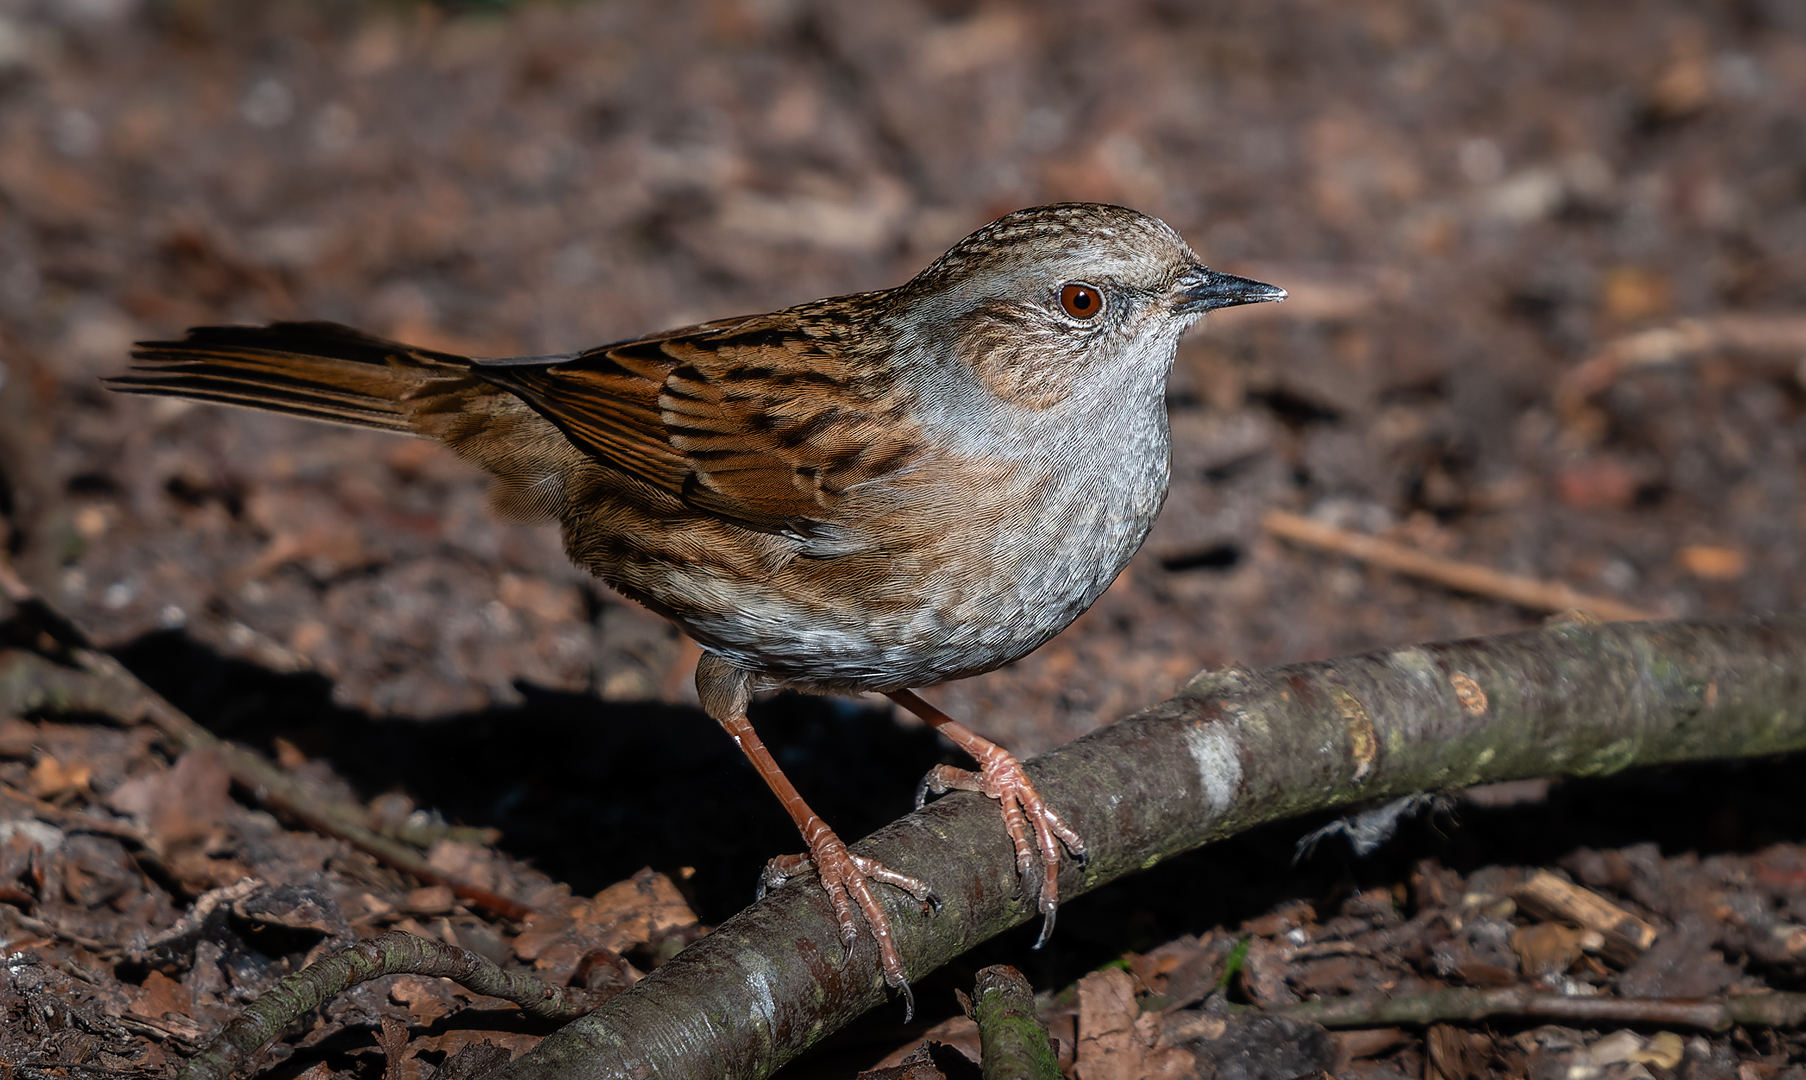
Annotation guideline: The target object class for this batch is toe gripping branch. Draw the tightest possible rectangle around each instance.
[890,691,1087,949]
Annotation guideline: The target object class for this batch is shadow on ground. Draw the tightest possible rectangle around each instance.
[113,628,1806,1014]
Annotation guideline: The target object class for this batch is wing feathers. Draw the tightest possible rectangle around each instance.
[113,307,927,540]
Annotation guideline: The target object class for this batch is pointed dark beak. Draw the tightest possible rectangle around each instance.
[1176,267,1288,314]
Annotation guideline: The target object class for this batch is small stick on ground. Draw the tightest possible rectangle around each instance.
[969,965,1062,1080]
[1256,984,1806,1032]
[176,930,613,1080]
[1514,869,1657,964]
[1261,509,1657,622]
[1553,313,1806,429]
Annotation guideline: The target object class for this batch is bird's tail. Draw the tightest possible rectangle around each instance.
[110,321,589,523]
[109,321,485,435]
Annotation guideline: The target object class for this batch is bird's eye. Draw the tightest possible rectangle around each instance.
[1059,282,1104,320]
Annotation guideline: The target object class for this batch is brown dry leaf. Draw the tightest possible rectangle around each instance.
[0,717,36,757]
[867,1017,980,1072]
[856,1041,982,1079]
[273,737,309,770]
[377,1014,410,1080]
[388,975,458,1026]
[237,489,372,583]
[426,839,503,891]
[150,748,233,850]
[132,970,193,1021]
[106,748,235,889]
[515,868,699,981]
[1127,944,1184,994]
[28,755,91,799]
[1243,902,1315,938]
[1237,935,1301,1007]
[496,573,584,624]
[1074,968,1141,1080]
[510,910,574,964]
[1676,545,1746,580]
[1072,967,1192,1080]
[408,1033,532,1079]
[1335,1027,1408,1061]
[404,885,457,915]
[1648,45,1712,118]
[1427,1023,1493,1080]
[1510,922,1592,978]
[1600,266,1673,324]
[582,869,694,935]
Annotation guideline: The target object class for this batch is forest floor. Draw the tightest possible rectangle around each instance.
[2,0,1806,1076]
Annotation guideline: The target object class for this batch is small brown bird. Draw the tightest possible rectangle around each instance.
[110,203,1284,1005]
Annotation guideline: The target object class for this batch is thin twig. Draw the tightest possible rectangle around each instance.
[1261,509,1658,622]
[6,910,114,952]
[1262,984,1806,1032]
[1553,313,1806,426]
[175,930,612,1080]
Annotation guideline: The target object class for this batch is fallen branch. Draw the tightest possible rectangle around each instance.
[175,930,611,1080]
[486,614,1806,1080]
[969,965,1061,1080]
[1261,508,1657,622]
[1259,984,1806,1032]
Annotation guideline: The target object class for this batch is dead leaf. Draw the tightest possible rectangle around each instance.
[515,869,700,982]
[1510,922,1591,978]
[378,1014,411,1080]
[580,866,698,948]
[1074,968,1140,1080]
[855,1041,983,1079]
[866,1018,981,1073]
[1073,968,1192,1080]
[1677,545,1746,580]
[1601,266,1673,324]
[29,755,92,800]
[427,840,501,891]
[405,885,457,915]
[133,970,193,1020]
[108,746,231,852]
[1427,1023,1493,1080]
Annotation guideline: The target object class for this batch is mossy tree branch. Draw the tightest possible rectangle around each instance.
[485,615,1806,1080]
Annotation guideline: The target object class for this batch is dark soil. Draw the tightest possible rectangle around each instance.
[2,0,1805,1076]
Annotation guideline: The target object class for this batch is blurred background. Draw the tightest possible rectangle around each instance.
[1,0,1803,905]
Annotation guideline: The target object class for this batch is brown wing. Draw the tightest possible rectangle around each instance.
[475,304,925,535]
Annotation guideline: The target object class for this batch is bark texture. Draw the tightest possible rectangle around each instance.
[484,615,1806,1080]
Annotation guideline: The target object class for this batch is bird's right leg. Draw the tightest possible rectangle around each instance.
[695,654,935,1012]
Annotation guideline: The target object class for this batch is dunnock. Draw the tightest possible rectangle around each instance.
[111,202,1284,1006]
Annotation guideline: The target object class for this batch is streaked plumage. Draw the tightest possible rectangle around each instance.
[112,203,1286,1004]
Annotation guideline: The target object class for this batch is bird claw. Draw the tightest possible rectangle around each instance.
[757,832,935,1009]
[915,755,1085,948]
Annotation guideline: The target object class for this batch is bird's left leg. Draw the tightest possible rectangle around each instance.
[886,689,1085,946]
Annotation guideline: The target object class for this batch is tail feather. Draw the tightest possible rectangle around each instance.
[109,321,482,435]
[109,320,593,525]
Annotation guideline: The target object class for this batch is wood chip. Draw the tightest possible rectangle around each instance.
[1513,870,1656,964]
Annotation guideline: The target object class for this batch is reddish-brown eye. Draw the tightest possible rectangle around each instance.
[1059,282,1104,320]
